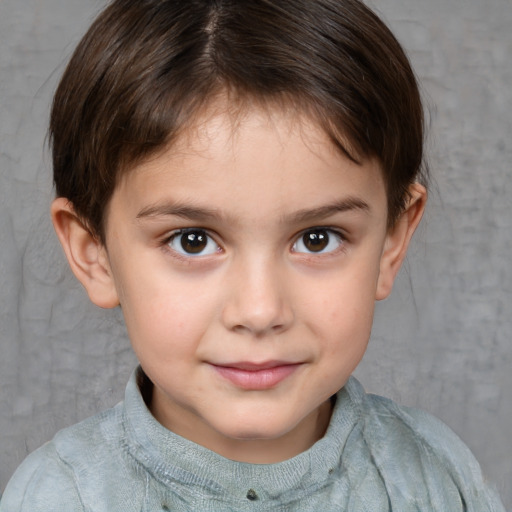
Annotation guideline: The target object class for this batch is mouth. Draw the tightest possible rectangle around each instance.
[210,361,302,390]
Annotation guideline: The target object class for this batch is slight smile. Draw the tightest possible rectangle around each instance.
[210,361,303,390]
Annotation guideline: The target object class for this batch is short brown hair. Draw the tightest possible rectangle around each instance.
[50,0,427,240]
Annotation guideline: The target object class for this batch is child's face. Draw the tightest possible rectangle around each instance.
[85,105,419,462]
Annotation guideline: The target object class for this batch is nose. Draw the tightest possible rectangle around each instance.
[221,257,294,337]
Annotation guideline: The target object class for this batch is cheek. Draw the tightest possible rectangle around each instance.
[302,269,377,360]
[117,272,216,360]
[307,270,377,326]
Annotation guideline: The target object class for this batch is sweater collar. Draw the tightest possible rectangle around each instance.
[123,367,362,500]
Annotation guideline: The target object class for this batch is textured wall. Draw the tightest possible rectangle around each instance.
[0,0,510,507]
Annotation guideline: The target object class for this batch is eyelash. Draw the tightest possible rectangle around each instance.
[161,226,347,260]
[162,228,221,258]
[291,227,346,256]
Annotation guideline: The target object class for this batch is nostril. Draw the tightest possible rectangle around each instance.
[221,283,294,335]
[232,322,286,337]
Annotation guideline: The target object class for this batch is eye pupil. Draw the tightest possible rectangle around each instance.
[303,230,329,252]
[181,231,207,253]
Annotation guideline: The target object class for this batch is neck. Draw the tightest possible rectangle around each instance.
[147,382,334,463]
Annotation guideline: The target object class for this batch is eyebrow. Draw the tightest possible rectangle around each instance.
[136,202,224,222]
[136,197,370,224]
[285,197,370,224]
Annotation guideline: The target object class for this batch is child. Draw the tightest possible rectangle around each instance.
[1,0,505,510]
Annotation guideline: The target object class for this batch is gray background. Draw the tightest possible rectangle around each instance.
[0,0,510,507]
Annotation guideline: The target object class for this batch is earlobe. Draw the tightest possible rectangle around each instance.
[376,183,427,300]
[51,197,120,308]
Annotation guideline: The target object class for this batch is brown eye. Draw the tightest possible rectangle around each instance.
[293,228,343,254]
[168,229,220,256]
[181,231,207,253]
[302,230,329,252]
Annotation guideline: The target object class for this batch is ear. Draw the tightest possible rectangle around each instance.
[51,197,119,308]
[376,183,427,300]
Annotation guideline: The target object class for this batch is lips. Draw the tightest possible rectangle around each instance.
[211,361,301,390]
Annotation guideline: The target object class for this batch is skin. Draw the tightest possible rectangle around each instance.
[52,104,426,464]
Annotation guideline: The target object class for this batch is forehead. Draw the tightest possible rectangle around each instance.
[149,104,333,174]
[107,104,387,229]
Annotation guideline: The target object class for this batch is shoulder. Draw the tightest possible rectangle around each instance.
[340,378,505,511]
[344,377,478,469]
[0,441,84,512]
[1,404,129,512]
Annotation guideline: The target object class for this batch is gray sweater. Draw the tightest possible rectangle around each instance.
[1,368,505,511]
